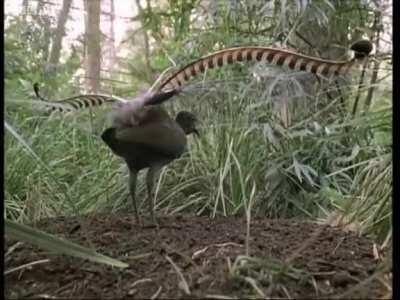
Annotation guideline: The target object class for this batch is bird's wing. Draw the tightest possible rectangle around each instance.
[115,122,187,155]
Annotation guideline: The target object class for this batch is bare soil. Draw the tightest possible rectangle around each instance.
[5,214,387,299]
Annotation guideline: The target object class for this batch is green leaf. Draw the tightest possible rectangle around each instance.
[5,219,129,269]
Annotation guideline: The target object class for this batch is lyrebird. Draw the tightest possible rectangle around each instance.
[33,40,372,225]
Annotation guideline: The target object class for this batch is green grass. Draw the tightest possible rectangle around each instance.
[5,73,392,245]
[4,60,391,300]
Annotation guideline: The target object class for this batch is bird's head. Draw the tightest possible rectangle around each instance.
[175,111,199,136]
[350,39,373,59]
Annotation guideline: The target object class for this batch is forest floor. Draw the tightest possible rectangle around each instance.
[5,214,389,299]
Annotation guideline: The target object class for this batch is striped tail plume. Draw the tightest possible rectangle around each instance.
[33,83,179,113]
[33,40,371,112]
[33,83,128,113]
[148,39,372,105]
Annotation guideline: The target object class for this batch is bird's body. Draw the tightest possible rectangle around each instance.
[101,105,198,224]
[102,106,187,170]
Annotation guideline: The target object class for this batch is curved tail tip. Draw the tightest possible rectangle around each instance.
[350,39,373,59]
[101,127,117,146]
[33,82,40,98]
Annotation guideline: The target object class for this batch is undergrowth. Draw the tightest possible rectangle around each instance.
[5,72,392,245]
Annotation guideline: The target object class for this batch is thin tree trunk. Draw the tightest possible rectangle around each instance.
[22,0,29,22]
[42,17,52,64]
[135,0,151,72]
[106,0,116,74]
[48,0,73,69]
[352,60,369,116]
[36,0,46,14]
[29,1,52,72]
[363,9,382,113]
[84,0,102,93]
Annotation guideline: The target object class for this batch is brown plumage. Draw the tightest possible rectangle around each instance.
[101,105,198,224]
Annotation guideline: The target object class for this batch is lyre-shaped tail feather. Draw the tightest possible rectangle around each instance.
[33,83,127,113]
[33,83,180,113]
[154,40,373,96]
[32,40,372,111]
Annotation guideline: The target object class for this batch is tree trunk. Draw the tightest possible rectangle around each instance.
[22,0,29,22]
[36,0,46,14]
[105,0,116,74]
[363,8,383,113]
[48,0,73,70]
[84,0,102,93]
[135,0,151,72]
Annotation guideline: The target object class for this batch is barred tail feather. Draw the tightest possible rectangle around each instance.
[32,40,372,112]
[156,40,372,93]
[33,83,127,113]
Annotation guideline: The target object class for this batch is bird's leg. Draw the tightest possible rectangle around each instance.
[146,165,163,226]
[128,169,140,225]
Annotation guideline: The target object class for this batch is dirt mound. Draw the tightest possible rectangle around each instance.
[5,214,386,299]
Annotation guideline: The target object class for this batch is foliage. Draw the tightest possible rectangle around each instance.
[5,219,128,269]
[4,0,392,248]
[5,12,80,98]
